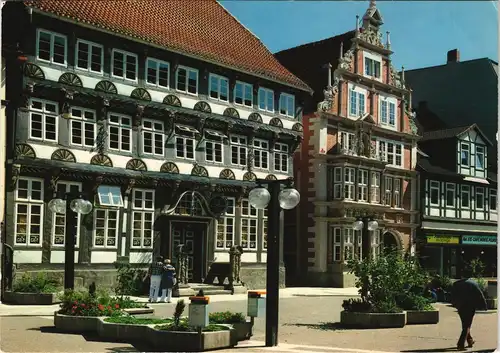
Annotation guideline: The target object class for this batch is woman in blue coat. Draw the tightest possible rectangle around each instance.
[159,259,176,303]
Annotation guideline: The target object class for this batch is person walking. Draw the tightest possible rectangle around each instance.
[148,255,164,303]
[160,259,176,303]
[451,278,488,350]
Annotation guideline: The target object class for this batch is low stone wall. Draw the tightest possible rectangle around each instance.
[148,327,237,351]
[240,265,285,289]
[486,298,497,310]
[340,311,407,328]
[3,292,60,305]
[406,309,439,325]
[54,312,103,333]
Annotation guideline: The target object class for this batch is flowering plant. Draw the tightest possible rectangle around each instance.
[58,290,123,317]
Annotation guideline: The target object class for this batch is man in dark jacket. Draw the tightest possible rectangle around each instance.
[451,278,488,350]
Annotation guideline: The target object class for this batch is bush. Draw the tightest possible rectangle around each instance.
[466,258,485,278]
[155,322,229,332]
[209,311,246,324]
[104,316,172,325]
[396,293,433,311]
[13,273,59,294]
[342,298,372,313]
[114,262,148,296]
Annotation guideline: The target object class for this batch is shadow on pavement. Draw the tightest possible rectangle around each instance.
[284,322,347,331]
[27,326,81,335]
[401,348,494,352]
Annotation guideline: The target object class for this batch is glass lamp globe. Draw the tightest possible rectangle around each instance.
[367,220,379,231]
[278,188,300,210]
[352,220,364,231]
[48,198,66,214]
[248,187,271,210]
[70,199,93,215]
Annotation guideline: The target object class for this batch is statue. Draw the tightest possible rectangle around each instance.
[175,244,189,285]
[228,245,243,294]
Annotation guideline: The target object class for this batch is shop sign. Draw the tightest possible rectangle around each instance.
[462,235,497,246]
[426,235,460,244]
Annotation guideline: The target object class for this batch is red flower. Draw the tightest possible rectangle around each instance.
[98,304,104,311]
[72,305,76,309]
[81,304,86,308]
[114,304,120,309]
[74,301,78,305]
[107,306,111,310]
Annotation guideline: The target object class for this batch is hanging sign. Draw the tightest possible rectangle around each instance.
[462,235,497,246]
[426,235,460,244]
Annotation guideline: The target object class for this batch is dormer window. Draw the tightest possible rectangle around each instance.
[460,143,470,166]
[234,81,253,107]
[37,29,67,66]
[476,145,485,170]
[176,66,198,95]
[146,58,170,88]
[111,49,138,81]
[209,74,229,102]
[76,39,103,74]
[258,87,274,113]
[365,58,381,78]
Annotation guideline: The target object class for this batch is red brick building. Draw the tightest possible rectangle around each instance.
[276,1,420,286]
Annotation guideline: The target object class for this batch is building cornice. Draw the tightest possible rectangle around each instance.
[338,68,409,95]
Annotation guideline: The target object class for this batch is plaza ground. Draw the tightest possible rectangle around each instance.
[0,288,496,353]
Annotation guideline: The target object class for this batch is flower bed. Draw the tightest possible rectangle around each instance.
[209,311,252,341]
[5,273,61,305]
[3,291,60,305]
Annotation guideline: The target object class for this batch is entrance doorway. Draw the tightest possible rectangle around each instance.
[170,221,207,283]
[383,231,400,254]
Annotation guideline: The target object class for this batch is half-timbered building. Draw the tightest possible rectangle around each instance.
[1,0,311,291]
[275,1,420,286]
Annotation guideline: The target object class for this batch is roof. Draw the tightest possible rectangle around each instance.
[24,0,312,93]
[274,30,356,112]
[420,123,493,145]
[405,57,498,143]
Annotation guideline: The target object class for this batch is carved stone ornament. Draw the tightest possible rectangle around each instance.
[95,80,118,94]
[317,76,340,112]
[243,171,257,182]
[193,101,212,113]
[22,83,35,108]
[229,245,243,288]
[51,149,76,162]
[223,107,240,119]
[160,162,180,174]
[407,110,419,135]
[248,112,263,123]
[15,144,36,159]
[58,72,83,87]
[265,174,277,181]
[358,27,384,48]
[339,49,355,71]
[23,63,45,80]
[125,179,136,195]
[10,164,21,189]
[126,158,147,171]
[389,65,403,89]
[269,117,283,128]
[163,94,182,107]
[191,164,209,177]
[90,154,113,167]
[219,169,236,180]
[133,104,144,129]
[49,170,61,192]
[130,88,152,102]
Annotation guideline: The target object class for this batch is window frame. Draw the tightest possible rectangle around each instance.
[234,81,253,107]
[145,57,170,89]
[364,57,381,78]
[394,178,402,208]
[332,227,342,262]
[93,208,119,249]
[460,143,470,166]
[108,113,132,152]
[205,138,224,164]
[348,85,366,117]
[429,180,440,206]
[385,176,393,206]
[273,142,289,173]
[28,98,59,142]
[75,38,104,74]
[175,135,196,160]
[97,185,124,208]
[111,48,138,82]
[216,197,236,250]
[36,29,67,66]
[253,138,269,170]
[240,199,258,251]
[175,65,199,95]
[358,169,369,202]
[279,93,295,118]
[208,73,229,102]
[69,106,97,148]
[344,167,355,200]
[230,135,248,167]
[460,185,470,208]
[339,131,356,155]
[258,87,274,113]
[14,177,44,247]
[490,189,497,212]
[332,167,343,200]
[379,96,397,129]
[51,181,82,247]
[142,118,165,157]
[475,145,485,170]
[131,189,155,249]
[370,172,380,203]
[445,183,456,207]
[475,186,485,210]
[377,139,404,167]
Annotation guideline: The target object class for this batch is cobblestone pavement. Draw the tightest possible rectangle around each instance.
[0,295,496,353]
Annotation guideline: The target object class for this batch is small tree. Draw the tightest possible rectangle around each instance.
[173,299,186,328]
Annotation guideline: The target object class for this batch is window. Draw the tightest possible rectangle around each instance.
[205,132,223,163]
[371,230,381,259]
[385,177,393,206]
[476,187,485,209]
[279,93,295,118]
[108,113,132,152]
[358,170,369,202]
[145,58,169,88]
[349,89,365,117]
[131,189,154,249]
[365,57,381,78]
[380,100,388,124]
[111,49,137,81]
[253,139,269,169]
[97,185,124,207]
[461,185,470,208]
[344,228,355,261]
[490,189,497,211]
[356,230,362,260]
[76,39,103,73]
[446,183,455,207]
[370,172,380,203]
[379,98,396,127]
[70,107,96,148]
[331,227,342,262]
[29,98,58,142]
[142,119,164,156]
[460,143,470,166]
[394,179,401,208]
[258,87,274,112]
[176,66,198,95]
[332,167,342,200]
[241,199,257,250]
[262,208,268,250]
[429,181,439,206]
[339,131,355,154]
[93,209,119,248]
[209,74,229,101]
[476,145,485,170]
[230,135,247,167]
[216,198,235,249]
[36,29,66,65]
[274,143,288,173]
[378,140,403,167]
[389,102,396,126]
[14,178,44,246]
[344,167,355,200]
[52,182,81,247]
[234,81,253,107]
[175,136,195,160]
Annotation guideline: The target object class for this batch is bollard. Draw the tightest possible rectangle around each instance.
[247,290,266,328]
[189,295,210,335]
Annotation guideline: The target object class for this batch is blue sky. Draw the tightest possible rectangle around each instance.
[220,1,498,70]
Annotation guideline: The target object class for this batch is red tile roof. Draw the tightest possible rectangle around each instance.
[25,0,312,92]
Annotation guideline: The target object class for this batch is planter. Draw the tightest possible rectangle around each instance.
[487,281,497,299]
[123,307,154,315]
[97,318,154,341]
[232,322,253,341]
[3,291,60,305]
[148,327,237,351]
[486,298,497,310]
[340,310,407,328]
[54,312,103,333]
[406,309,439,325]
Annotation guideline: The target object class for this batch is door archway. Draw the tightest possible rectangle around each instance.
[382,230,402,254]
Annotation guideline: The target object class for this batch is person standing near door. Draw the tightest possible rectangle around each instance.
[148,256,164,303]
[160,259,176,303]
[451,278,488,350]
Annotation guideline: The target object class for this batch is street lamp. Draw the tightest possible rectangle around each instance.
[248,179,300,347]
[352,217,379,260]
[48,193,93,290]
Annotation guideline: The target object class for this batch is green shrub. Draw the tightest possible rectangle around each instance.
[396,293,433,311]
[466,258,485,278]
[114,262,148,296]
[209,311,246,324]
[173,299,186,328]
[342,298,372,313]
[104,316,171,325]
[430,275,453,292]
[155,322,229,332]
[13,273,59,294]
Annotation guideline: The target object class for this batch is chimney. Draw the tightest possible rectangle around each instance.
[447,49,460,63]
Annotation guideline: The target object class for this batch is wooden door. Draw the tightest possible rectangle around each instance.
[171,221,205,283]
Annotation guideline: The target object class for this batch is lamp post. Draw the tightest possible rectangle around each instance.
[352,217,379,260]
[48,192,93,290]
[248,179,300,347]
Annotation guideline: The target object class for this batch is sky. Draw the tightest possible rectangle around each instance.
[220,0,498,70]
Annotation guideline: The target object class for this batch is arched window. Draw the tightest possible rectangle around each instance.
[173,191,205,216]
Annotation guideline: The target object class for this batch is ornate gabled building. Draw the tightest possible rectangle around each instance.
[275,1,420,286]
[1,0,311,291]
